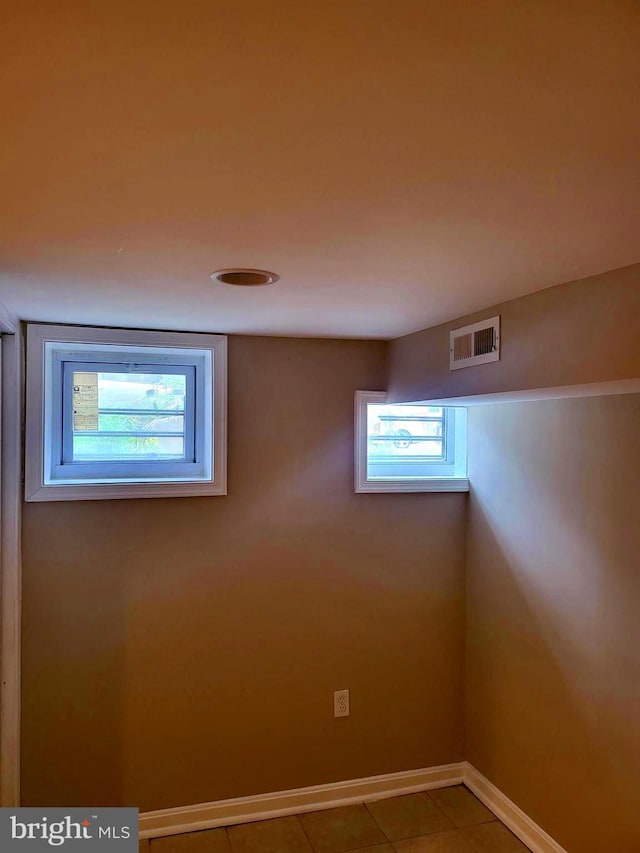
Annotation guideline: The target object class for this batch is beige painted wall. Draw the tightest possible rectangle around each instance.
[387,263,640,403]
[21,335,467,810]
[465,394,640,852]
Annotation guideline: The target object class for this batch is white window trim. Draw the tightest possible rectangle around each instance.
[25,324,227,502]
[354,390,469,493]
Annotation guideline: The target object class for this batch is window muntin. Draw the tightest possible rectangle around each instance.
[355,391,468,492]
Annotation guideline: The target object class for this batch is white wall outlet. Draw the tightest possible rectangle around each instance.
[334,688,349,718]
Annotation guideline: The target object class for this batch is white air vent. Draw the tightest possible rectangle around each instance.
[449,316,500,370]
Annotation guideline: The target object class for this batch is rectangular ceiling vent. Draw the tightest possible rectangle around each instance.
[449,315,500,370]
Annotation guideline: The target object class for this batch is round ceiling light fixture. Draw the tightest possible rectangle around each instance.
[210,268,279,287]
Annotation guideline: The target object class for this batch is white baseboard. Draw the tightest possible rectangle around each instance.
[463,764,567,853]
[140,761,567,853]
[139,762,464,839]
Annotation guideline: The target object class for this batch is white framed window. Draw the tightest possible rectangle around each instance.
[354,391,468,493]
[25,324,227,501]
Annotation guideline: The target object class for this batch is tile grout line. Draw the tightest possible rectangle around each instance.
[225,823,236,853]
[363,788,501,852]
[294,810,319,853]
[364,789,458,844]
[362,799,394,846]
[296,805,391,853]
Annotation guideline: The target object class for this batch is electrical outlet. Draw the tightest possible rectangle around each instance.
[334,689,349,718]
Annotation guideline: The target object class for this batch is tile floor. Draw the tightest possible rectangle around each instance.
[139,786,530,853]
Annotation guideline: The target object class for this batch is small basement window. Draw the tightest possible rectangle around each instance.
[25,324,227,501]
[354,391,468,492]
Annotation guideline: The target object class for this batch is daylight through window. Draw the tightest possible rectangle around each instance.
[355,391,468,493]
[25,325,227,501]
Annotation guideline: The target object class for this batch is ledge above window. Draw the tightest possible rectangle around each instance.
[354,391,469,493]
[25,324,227,502]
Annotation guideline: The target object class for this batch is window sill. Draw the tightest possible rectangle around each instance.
[355,478,470,494]
[25,480,227,502]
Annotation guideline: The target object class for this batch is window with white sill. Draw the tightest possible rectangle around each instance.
[354,391,468,493]
[25,324,227,501]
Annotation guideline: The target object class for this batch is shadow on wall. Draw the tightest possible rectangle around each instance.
[465,394,640,853]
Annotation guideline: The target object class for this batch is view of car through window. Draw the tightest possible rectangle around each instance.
[368,404,445,455]
[366,403,448,479]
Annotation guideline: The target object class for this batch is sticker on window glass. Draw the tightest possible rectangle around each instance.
[72,372,99,431]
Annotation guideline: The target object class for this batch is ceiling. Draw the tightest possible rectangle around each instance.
[1,0,638,339]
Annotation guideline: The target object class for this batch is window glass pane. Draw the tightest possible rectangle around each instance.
[72,371,187,461]
[96,412,185,433]
[366,403,447,479]
[73,434,185,460]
